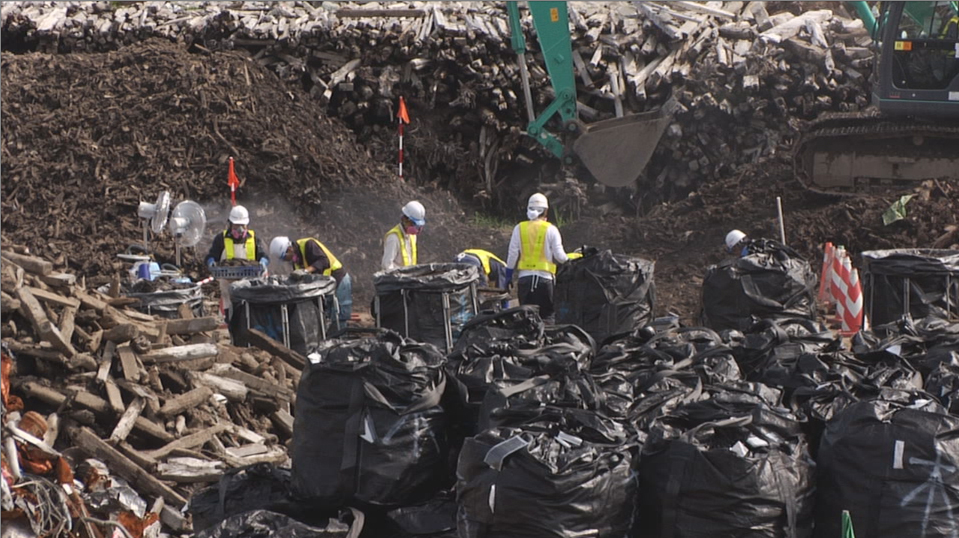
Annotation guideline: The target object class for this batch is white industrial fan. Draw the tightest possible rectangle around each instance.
[136,191,171,252]
[168,200,207,266]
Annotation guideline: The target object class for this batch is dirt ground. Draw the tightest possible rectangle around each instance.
[2,40,957,323]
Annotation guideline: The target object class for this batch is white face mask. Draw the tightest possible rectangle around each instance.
[528,208,544,220]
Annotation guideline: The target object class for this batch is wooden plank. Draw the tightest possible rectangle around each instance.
[108,397,145,444]
[246,328,305,370]
[25,286,80,309]
[139,343,218,364]
[1,251,52,275]
[104,378,125,414]
[75,289,109,313]
[271,409,294,437]
[117,440,159,472]
[156,457,224,483]
[96,341,116,384]
[146,422,229,459]
[39,272,77,288]
[16,287,75,356]
[190,371,248,402]
[103,323,139,344]
[164,316,219,335]
[59,306,77,346]
[0,291,20,313]
[117,344,143,383]
[70,426,187,507]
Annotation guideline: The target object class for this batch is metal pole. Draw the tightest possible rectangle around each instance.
[776,197,786,244]
[318,297,327,340]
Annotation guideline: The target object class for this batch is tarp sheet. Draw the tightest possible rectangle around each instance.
[861,249,959,326]
[554,249,655,343]
[125,282,204,318]
[701,241,818,332]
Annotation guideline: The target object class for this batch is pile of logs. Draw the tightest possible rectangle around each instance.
[1,1,876,205]
[1,245,305,536]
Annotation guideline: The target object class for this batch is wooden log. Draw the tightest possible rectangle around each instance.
[103,323,139,344]
[104,378,125,414]
[139,343,218,364]
[59,306,77,346]
[16,287,76,357]
[39,272,77,288]
[25,286,80,309]
[164,316,219,335]
[271,409,294,438]
[75,289,109,313]
[1,251,53,275]
[146,422,229,459]
[158,386,213,417]
[209,364,294,400]
[97,341,116,384]
[108,397,145,444]
[246,328,305,370]
[70,425,187,507]
[190,371,248,402]
[1,291,20,313]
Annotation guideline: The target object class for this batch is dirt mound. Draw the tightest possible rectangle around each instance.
[615,153,959,324]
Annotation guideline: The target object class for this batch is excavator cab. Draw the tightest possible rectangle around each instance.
[508,1,674,188]
[794,1,959,193]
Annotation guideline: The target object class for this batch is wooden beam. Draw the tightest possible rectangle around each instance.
[335,8,426,18]
[146,423,229,459]
[70,426,187,507]
[246,328,305,370]
[158,386,213,418]
[25,286,80,309]
[1,251,53,275]
[108,397,145,444]
[164,316,219,335]
[16,287,76,357]
[139,343,218,364]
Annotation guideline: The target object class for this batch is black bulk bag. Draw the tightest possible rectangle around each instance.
[814,397,959,538]
[291,331,449,506]
[456,409,636,538]
[229,274,338,355]
[636,383,815,538]
[701,240,818,332]
[375,263,481,351]
[861,249,959,326]
[554,249,655,343]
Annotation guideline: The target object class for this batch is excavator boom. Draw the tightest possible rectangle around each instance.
[508,1,673,187]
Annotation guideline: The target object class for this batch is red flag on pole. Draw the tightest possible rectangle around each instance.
[397,96,410,124]
[228,157,240,206]
[397,97,411,180]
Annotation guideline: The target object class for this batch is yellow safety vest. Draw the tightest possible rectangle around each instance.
[222,230,256,260]
[295,237,343,276]
[518,220,556,273]
[942,16,958,39]
[462,249,505,278]
[385,224,417,266]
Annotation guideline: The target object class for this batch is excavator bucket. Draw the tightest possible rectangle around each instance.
[572,100,677,188]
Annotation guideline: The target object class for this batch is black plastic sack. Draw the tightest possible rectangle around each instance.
[814,398,959,538]
[861,249,959,326]
[925,362,959,414]
[229,274,337,355]
[727,318,837,381]
[188,464,293,532]
[637,383,814,538]
[291,332,449,507]
[195,509,363,538]
[375,264,481,351]
[554,249,655,343]
[125,282,204,318]
[701,242,818,332]
[478,372,612,430]
[456,410,636,538]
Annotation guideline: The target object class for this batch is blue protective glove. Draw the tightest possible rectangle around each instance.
[259,257,270,268]
[206,258,216,268]
[504,268,514,291]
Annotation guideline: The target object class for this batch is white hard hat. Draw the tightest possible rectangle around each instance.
[229,205,250,225]
[402,201,426,226]
[270,236,292,261]
[725,229,747,251]
[528,193,549,210]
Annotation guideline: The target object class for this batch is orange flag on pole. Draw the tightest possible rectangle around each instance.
[397,96,410,124]
[228,157,240,206]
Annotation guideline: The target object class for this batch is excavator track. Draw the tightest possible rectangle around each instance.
[793,112,959,195]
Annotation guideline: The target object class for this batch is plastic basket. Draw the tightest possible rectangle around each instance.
[210,265,265,280]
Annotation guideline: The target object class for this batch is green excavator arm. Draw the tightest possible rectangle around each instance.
[507,1,675,187]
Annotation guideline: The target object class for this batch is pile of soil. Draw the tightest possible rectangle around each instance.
[2,39,957,321]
